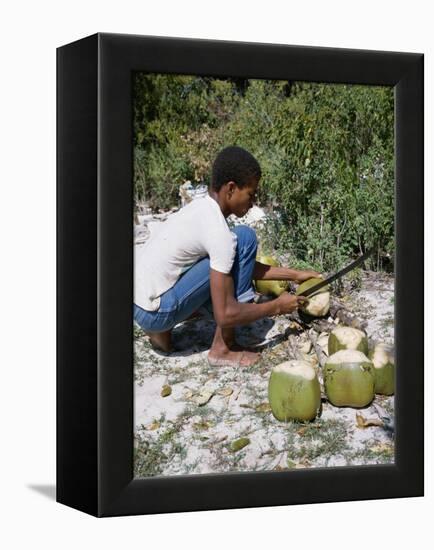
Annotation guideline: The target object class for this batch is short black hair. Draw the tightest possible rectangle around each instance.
[211,146,261,191]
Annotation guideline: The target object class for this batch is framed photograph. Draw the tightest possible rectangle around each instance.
[57,33,423,517]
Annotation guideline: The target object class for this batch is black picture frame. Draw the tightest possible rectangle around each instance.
[56,32,424,517]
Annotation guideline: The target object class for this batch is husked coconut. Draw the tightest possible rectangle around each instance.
[324,349,375,408]
[328,326,368,355]
[369,342,395,395]
[268,360,321,421]
[254,254,289,297]
[295,278,330,317]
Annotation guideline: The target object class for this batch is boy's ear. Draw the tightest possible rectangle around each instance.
[226,181,237,195]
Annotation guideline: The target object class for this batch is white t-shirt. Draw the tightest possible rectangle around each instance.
[134,194,237,311]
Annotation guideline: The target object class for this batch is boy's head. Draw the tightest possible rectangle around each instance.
[210,146,261,218]
[211,146,261,192]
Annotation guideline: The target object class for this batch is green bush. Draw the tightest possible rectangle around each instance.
[133,75,394,272]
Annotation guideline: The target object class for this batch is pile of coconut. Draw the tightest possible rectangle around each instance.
[253,263,394,422]
[268,325,395,422]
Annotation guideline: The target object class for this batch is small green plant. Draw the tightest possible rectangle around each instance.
[289,419,349,464]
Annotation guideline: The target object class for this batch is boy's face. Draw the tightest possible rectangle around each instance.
[226,178,259,218]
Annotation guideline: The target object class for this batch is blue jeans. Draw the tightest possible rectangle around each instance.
[133,225,257,332]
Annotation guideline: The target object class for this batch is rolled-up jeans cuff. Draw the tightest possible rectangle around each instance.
[237,287,256,303]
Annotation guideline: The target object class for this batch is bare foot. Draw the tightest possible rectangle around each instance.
[207,325,260,367]
[146,330,173,353]
[218,330,258,352]
[207,348,261,368]
[227,341,255,352]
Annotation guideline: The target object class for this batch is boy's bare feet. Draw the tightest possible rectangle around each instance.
[145,324,260,366]
[207,326,260,368]
[146,330,173,353]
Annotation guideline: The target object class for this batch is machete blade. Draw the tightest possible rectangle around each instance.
[298,248,375,298]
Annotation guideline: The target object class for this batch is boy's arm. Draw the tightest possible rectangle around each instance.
[210,269,306,329]
[253,262,320,284]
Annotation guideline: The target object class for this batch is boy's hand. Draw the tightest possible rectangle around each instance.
[275,292,308,314]
[292,270,322,284]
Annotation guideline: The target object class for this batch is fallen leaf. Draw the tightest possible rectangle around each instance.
[146,421,161,431]
[255,402,272,413]
[193,390,214,406]
[298,456,312,467]
[297,424,320,436]
[371,443,394,454]
[230,437,251,452]
[161,385,172,397]
[355,412,366,428]
[216,387,233,397]
[356,412,384,428]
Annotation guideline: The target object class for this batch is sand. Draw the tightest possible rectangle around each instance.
[133,205,395,477]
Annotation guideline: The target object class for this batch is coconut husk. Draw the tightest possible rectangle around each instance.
[307,330,328,369]
[329,298,368,331]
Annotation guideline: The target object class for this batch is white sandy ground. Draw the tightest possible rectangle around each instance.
[133,205,395,477]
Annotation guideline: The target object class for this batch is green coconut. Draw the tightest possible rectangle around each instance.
[256,254,279,267]
[369,343,395,395]
[254,255,289,297]
[268,360,321,422]
[295,277,330,317]
[324,349,375,408]
[328,326,368,356]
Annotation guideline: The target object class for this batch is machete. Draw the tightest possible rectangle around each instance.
[298,248,375,298]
